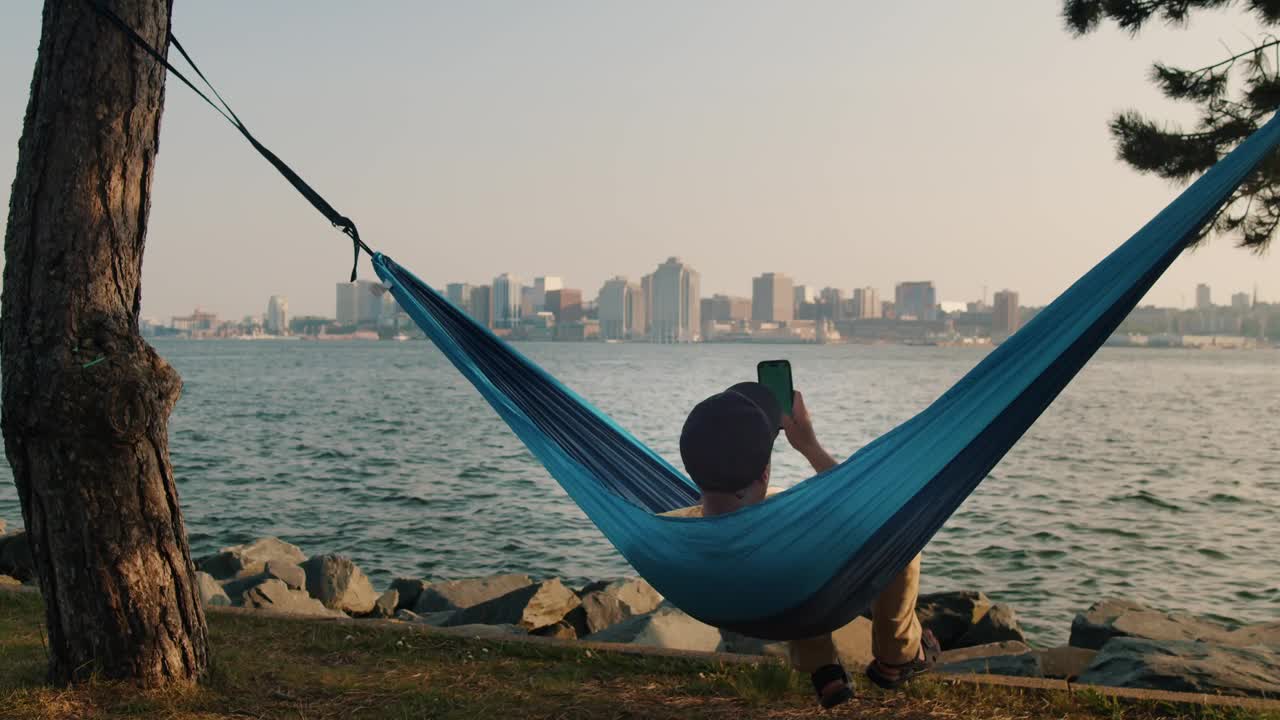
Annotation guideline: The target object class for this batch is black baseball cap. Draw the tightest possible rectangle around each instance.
[679,382,782,493]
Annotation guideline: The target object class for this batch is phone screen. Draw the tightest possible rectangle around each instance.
[756,360,794,416]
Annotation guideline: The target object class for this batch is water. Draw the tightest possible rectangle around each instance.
[1,340,1277,645]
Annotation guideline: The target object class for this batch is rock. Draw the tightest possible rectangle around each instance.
[1038,645,1097,680]
[956,603,1027,648]
[390,578,430,611]
[1077,637,1280,698]
[716,631,789,659]
[532,621,578,640]
[937,641,1043,678]
[915,591,992,650]
[446,624,527,638]
[393,609,457,626]
[196,571,231,607]
[0,575,21,588]
[580,578,662,611]
[301,554,378,615]
[444,579,581,632]
[414,574,532,614]
[1069,599,1239,650]
[582,604,723,652]
[571,583,663,636]
[395,609,423,622]
[242,579,344,618]
[198,537,307,580]
[367,589,399,619]
[0,532,33,581]
[222,561,308,602]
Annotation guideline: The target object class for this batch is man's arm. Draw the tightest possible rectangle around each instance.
[782,391,838,473]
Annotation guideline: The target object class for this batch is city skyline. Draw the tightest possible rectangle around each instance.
[4,3,1280,320]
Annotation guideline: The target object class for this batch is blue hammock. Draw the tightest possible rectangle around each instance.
[372,113,1280,641]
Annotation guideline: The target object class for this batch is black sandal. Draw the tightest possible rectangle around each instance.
[865,629,941,690]
[811,663,854,709]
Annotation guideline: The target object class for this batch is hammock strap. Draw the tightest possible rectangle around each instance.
[85,0,372,281]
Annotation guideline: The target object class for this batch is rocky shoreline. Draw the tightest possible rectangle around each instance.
[1,527,1276,698]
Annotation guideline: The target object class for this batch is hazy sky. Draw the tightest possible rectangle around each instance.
[2,1,1278,320]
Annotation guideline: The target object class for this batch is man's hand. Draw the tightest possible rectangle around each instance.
[782,391,837,473]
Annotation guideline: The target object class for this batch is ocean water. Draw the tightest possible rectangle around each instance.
[1,340,1277,645]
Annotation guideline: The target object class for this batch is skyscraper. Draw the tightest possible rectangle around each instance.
[752,272,794,323]
[356,281,382,324]
[1231,291,1250,310]
[793,284,815,307]
[545,288,583,324]
[1196,283,1212,310]
[492,273,523,329]
[706,294,751,323]
[647,257,700,342]
[852,287,880,319]
[266,295,288,335]
[598,277,645,339]
[894,281,937,321]
[469,285,493,328]
[992,289,1020,335]
[336,282,359,325]
[819,287,846,320]
[521,276,563,317]
[446,283,472,314]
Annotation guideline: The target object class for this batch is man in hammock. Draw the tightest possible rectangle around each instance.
[663,382,940,709]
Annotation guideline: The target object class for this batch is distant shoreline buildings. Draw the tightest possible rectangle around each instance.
[142,271,1277,349]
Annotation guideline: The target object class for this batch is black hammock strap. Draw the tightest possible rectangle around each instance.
[84,0,372,281]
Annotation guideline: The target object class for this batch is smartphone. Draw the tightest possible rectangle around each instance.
[756,360,794,417]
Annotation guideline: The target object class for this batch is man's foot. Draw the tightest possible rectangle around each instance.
[811,664,854,709]
[865,629,941,690]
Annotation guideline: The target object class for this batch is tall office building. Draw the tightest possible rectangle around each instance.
[852,287,880,319]
[992,289,1020,334]
[266,295,288,335]
[469,285,493,328]
[545,288,583,324]
[894,281,937,321]
[336,280,381,325]
[646,257,700,342]
[819,287,846,320]
[598,277,645,339]
[492,273,523,328]
[1231,291,1250,310]
[446,283,472,313]
[520,276,563,317]
[1196,283,1212,310]
[705,294,751,323]
[752,272,794,323]
[793,285,815,307]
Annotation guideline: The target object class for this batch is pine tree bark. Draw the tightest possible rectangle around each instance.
[1,0,208,686]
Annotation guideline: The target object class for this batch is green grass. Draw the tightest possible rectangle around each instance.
[1,590,1276,719]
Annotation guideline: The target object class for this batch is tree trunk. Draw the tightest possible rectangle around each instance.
[1,0,208,686]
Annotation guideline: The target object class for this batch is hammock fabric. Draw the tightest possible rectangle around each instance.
[83,0,1280,642]
[373,112,1280,641]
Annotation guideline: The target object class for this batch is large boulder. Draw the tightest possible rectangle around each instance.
[936,641,1042,677]
[1077,637,1280,698]
[1038,645,1098,680]
[241,579,344,618]
[568,578,665,636]
[956,603,1027,648]
[583,603,722,652]
[716,631,789,659]
[0,532,33,582]
[196,571,231,607]
[444,579,581,632]
[198,537,307,581]
[1070,599,1236,650]
[367,589,399,619]
[390,578,431,612]
[915,591,992,650]
[222,561,307,602]
[302,554,378,615]
[414,574,532,614]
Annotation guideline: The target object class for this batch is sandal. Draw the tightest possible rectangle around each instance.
[811,663,854,709]
[865,629,941,690]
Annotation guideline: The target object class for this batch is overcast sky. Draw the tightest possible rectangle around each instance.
[2,1,1277,320]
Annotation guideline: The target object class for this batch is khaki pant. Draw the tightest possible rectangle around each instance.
[788,553,923,673]
[660,500,922,674]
